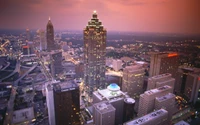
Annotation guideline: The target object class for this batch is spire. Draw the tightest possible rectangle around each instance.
[49,16,51,20]
[93,10,97,14]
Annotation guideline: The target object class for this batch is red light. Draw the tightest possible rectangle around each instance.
[168,53,178,57]
[198,77,200,81]
[23,45,29,49]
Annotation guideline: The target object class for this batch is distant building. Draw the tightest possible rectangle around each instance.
[155,93,176,122]
[122,64,145,99]
[123,97,135,123]
[93,83,126,125]
[84,11,107,101]
[112,59,122,71]
[147,73,175,90]
[39,29,46,51]
[93,101,115,125]
[46,81,80,125]
[46,17,56,51]
[124,109,168,125]
[50,51,62,77]
[149,52,179,78]
[26,28,31,41]
[138,85,173,116]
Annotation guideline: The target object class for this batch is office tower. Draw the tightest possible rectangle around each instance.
[26,28,30,41]
[124,109,168,125]
[155,93,176,122]
[147,73,175,90]
[93,83,125,125]
[175,67,200,94]
[123,97,135,123]
[39,29,47,51]
[46,84,56,125]
[122,64,145,99]
[83,11,107,101]
[149,52,179,77]
[112,59,122,71]
[93,101,115,125]
[46,17,56,51]
[184,73,200,104]
[138,85,173,117]
[22,45,30,55]
[50,51,62,77]
[53,82,80,125]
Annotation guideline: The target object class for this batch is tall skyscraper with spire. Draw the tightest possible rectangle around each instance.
[46,17,55,51]
[84,11,107,101]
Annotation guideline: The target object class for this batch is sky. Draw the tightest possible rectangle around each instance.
[0,0,200,34]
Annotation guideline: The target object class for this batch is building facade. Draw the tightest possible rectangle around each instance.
[138,85,173,117]
[149,52,179,78]
[46,17,56,51]
[122,64,145,99]
[50,51,62,77]
[93,101,115,125]
[84,11,107,101]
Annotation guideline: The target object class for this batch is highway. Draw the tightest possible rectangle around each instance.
[0,60,20,82]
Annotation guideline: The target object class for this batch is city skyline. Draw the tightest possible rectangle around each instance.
[0,0,200,35]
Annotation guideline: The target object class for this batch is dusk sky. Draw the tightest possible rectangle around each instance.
[0,0,199,34]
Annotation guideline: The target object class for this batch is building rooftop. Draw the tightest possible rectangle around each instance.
[145,85,172,95]
[93,101,115,114]
[53,81,78,92]
[174,120,190,125]
[151,73,171,80]
[124,109,168,125]
[124,98,135,104]
[155,93,175,102]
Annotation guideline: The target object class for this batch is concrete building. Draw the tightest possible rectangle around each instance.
[84,11,107,101]
[93,101,115,125]
[93,83,126,125]
[138,85,173,116]
[155,93,176,122]
[12,107,35,125]
[123,98,135,123]
[149,52,179,78]
[184,73,200,104]
[124,109,168,125]
[122,64,145,99]
[112,59,122,71]
[50,50,62,77]
[147,73,175,90]
[39,29,47,51]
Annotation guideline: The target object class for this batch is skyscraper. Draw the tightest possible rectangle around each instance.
[26,28,31,41]
[39,29,47,51]
[50,51,62,77]
[46,81,81,125]
[84,11,107,101]
[147,73,175,91]
[138,85,173,117]
[46,17,56,51]
[122,64,145,99]
[93,101,115,125]
[149,52,179,78]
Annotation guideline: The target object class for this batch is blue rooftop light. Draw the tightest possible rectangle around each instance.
[107,83,120,91]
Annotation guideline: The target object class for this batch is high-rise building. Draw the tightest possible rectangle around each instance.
[50,51,62,77]
[122,64,145,99]
[124,109,169,125]
[26,28,31,41]
[112,59,122,71]
[175,67,200,94]
[123,97,135,123]
[93,83,126,125]
[46,81,81,125]
[155,93,176,122]
[46,17,56,51]
[138,85,173,117]
[39,29,47,51]
[147,73,175,90]
[93,101,115,125]
[84,11,107,101]
[149,52,179,77]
